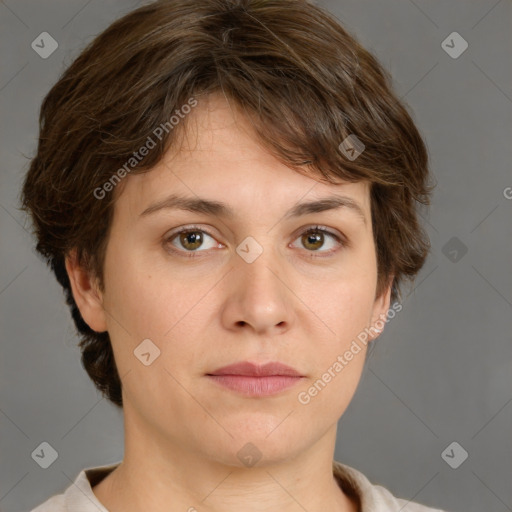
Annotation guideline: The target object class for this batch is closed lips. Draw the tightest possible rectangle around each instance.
[207,361,303,377]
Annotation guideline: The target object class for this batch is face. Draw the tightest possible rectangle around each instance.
[72,93,391,467]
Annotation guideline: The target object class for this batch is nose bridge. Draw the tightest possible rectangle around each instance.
[238,248,280,294]
[225,237,293,334]
[236,239,284,302]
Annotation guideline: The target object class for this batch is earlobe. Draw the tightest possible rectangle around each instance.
[65,250,108,333]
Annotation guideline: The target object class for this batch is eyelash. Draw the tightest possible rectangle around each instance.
[163,225,346,259]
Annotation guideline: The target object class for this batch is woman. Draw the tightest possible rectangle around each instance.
[22,1,445,510]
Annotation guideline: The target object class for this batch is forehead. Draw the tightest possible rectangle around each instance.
[114,93,371,219]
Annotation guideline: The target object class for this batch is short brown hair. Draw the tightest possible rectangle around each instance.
[20,0,432,407]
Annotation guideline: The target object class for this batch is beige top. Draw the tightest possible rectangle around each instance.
[30,460,447,511]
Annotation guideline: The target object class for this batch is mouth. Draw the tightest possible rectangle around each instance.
[206,361,305,397]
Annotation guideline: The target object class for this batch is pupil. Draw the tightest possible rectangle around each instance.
[182,231,202,249]
[305,232,323,249]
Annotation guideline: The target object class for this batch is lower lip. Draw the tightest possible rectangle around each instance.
[207,375,303,397]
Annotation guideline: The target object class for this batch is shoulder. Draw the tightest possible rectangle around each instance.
[333,460,448,512]
[29,462,120,512]
[372,482,446,511]
[30,493,66,512]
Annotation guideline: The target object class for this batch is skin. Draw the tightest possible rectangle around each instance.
[66,92,391,512]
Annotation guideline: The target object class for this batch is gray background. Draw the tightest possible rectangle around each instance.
[1,1,511,511]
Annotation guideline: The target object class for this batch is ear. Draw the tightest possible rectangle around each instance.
[65,249,108,333]
[368,277,393,342]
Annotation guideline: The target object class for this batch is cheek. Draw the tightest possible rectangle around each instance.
[99,241,164,361]
[308,285,374,379]
[303,255,378,340]
[295,279,375,419]
[101,246,215,367]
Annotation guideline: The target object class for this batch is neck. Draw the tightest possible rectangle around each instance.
[92,411,357,512]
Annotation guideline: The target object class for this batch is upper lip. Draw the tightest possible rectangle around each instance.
[207,361,303,377]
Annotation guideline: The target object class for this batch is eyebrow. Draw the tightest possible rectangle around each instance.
[139,193,367,224]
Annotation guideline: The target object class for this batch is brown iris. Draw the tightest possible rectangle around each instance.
[179,231,204,250]
[301,230,324,251]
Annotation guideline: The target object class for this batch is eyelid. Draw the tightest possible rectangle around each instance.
[165,224,217,239]
[292,224,345,243]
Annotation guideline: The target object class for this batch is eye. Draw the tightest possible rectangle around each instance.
[163,224,345,258]
[164,226,221,255]
[290,226,344,254]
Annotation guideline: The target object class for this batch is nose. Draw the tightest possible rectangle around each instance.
[220,251,295,337]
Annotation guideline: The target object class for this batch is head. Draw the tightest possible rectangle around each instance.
[21,0,431,464]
